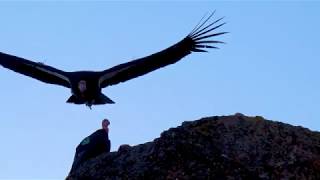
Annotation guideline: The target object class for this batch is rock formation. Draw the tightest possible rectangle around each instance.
[67,114,320,180]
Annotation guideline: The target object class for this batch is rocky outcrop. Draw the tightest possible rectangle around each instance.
[67,114,320,180]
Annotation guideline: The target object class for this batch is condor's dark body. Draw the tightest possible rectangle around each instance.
[0,13,227,108]
[66,71,114,106]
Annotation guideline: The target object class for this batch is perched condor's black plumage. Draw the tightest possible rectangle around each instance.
[0,13,227,108]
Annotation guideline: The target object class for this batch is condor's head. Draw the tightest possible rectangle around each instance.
[78,80,87,94]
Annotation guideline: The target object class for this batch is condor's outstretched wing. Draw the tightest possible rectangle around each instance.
[99,13,227,88]
[0,52,71,88]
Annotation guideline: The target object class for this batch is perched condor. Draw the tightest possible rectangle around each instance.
[0,13,227,108]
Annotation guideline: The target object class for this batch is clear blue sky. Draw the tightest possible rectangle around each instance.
[0,1,319,179]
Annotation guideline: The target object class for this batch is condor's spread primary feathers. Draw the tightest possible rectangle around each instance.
[0,12,227,108]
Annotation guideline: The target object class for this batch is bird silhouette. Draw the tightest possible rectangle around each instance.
[0,12,227,108]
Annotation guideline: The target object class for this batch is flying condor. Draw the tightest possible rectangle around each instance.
[0,13,227,108]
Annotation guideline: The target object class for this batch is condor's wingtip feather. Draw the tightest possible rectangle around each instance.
[189,11,216,36]
[189,17,225,38]
[195,45,218,49]
[195,40,225,44]
[185,12,228,52]
[194,32,229,41]
[192,48,208,52]
[190,22,226,39]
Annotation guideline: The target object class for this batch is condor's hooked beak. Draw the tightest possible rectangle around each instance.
[78,80,87,93]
